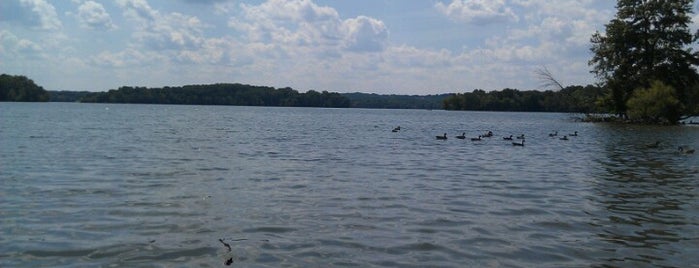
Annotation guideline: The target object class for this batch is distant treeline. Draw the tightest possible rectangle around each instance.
[5,71,608,113]
[343,93,449,109]
[62,84,606,112]
[49,91,91,102]
[443,85,605,113]
[80,84,351,108]
[0,74,49,102]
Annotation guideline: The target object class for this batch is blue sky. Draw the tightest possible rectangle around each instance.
[2,0,695,94]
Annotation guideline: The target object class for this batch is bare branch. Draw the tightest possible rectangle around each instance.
[536,66,565,91]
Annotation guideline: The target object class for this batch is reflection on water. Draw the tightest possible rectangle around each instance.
[589,124,699,267]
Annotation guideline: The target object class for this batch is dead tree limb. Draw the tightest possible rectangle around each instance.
[536,66,564,91]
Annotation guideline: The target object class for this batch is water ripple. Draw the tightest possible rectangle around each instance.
[1,104,698,267]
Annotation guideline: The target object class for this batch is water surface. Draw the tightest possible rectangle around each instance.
[1,103,698,267]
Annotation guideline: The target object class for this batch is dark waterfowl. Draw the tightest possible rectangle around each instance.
[512,139,525,146]
[678,146,695,154]
[483,131,493,137]
[560,135,568,140]
[516,134,525,140]
[569,131,578,136]
[436,133,447,140]
[456,132,466,139]
[645,141,661,148]
[549,131,558,137]
[503,135,513,140]
[471,135,482,141]
[392,126,401,132]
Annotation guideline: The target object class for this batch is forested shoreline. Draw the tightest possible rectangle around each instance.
[2,72,609,112]
[79,84,351,108]
[442,85,605,113]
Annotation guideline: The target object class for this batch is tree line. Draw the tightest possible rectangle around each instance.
[80,84,351,108]
[343,93,449,109]
[442,85,605,113]
[0,74,49,102]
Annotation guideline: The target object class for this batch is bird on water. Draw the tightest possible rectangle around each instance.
[436,133,447,140]
[646,141,661,148]
[678,146,695,154]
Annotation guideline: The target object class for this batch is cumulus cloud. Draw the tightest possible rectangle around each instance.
[230,0,389,56]
[116,0,157,22]
[343,16,389,52]
[0,30,43,56]
[435,0,518,25]
[0,0,62,30]
[77,1,116,30]
[117,0,205,50]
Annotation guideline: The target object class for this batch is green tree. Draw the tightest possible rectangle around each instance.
[589,0,699,121]
[626,81,682,124]
[0,74,49,102]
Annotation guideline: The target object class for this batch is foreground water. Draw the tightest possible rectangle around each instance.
[1,103,698,267]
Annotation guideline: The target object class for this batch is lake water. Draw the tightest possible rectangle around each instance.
[1,103,698,267]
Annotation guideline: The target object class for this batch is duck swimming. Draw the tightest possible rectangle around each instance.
[456,132,466,139]
[512,139,525,146]
[436,133,447,140]
[471,135,482,141]
[503,135,513,140]
[645,141,661,148]
[678,146,695,154]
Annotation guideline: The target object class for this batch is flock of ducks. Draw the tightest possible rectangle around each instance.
[392,126,694,154]
[425,129,575,147]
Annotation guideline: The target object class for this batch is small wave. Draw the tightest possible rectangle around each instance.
[242,226,297,234]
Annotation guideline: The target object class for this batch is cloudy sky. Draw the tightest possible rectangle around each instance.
[2,0,694,94]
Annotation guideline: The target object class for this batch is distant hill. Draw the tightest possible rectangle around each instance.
[342,92,452,110]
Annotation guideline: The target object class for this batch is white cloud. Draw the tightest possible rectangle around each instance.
[0,0,62,30]
[91,48,165,68]
[0,30,43,57]
[77,1,116,30]
[117,0,206,50]
[343,16,389,52]
[435,0,518,25]
[116,0,157,22]
[230,0,389,55]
